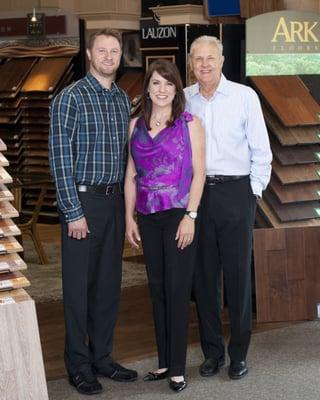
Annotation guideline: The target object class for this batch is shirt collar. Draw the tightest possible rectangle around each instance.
[86,72,120,95]
[188,74,230,98]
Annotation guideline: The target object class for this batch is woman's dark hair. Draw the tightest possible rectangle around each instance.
[141,59,185,130]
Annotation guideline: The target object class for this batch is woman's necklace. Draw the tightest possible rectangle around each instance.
[152,114,169,127]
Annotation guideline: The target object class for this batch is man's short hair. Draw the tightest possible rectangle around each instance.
[87,28,122,50]
[190,35,223,58]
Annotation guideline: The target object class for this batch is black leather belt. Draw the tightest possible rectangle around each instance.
[205,175,247,185]
[77,183,122,195]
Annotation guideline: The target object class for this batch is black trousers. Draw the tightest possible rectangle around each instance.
[60,190,124,375]
[138,209,197,376]
[193,177,256,362]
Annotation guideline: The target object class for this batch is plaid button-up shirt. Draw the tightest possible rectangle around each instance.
[49,73,130,222]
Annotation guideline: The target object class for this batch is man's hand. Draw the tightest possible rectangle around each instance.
[68,217,90,240]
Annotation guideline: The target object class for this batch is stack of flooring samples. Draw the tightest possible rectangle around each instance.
[0,138,48,399]
[0,56,75,220]
[250,75,320,228]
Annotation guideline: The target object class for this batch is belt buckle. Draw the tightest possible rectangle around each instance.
[105,185,114,195]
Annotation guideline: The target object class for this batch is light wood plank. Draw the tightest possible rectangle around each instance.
[0,294,49,399]
[0,219,21,237]
[0,201,18,219]
[0,236,23,254]
[0,253,26,273]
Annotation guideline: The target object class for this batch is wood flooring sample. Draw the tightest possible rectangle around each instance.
[252,76,320,126]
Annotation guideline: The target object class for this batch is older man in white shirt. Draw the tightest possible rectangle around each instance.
[184,36,272,380]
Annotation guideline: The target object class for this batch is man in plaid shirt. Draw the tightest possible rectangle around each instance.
[49,28,137,395]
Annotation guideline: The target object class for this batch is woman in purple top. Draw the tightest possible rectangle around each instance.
[125,60,205,392]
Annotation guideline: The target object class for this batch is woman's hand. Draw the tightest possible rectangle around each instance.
[126,217,141,249]
[175,216,195,250]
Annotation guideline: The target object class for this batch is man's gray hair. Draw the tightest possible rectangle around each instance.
[189,35,223,58]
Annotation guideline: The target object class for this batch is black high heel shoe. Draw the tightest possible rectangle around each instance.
[169,378,187,392]
[143,370,168,381]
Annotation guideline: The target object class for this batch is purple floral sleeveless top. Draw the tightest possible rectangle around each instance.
[130,111,193,215]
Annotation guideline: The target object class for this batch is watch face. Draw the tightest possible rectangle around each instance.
[187,211,197,219]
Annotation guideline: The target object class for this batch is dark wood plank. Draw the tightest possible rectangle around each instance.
[254,227,307,322]
[272,159,320,184]
[0,58,37,92]
[251,76,320,126]
[270,175,320,204]
[270,136,320,165]
[263,106,320,146]
[21,57,72,93]
[263,189,320,222]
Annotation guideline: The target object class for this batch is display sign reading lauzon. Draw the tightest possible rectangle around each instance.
[246,10,320,76]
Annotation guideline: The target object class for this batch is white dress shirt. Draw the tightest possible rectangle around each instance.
[184,74,272,197]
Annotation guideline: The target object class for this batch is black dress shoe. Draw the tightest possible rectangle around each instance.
[68,364,103,395]
[169,379,187,392]
[228,360,248,380]
[143,370,168,381]
[93,361,138,382]
[199,356,225,377]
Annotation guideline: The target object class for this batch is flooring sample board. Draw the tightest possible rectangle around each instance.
[272,160,320,184]
[0,153,9,167]
[0,58,37,92]
[0,290,49,399]
[253,226,320,322]
[0,253,26,273]
[0,219,21,237]
[0,201,18,219]
[270,137,320,165]
[0,139,6,151]
[0,184,13,202]
[270,176,320,204]
[0,270,30,290]
[0,96,22,109]
[0,167,12,184]
[264,106,320,146]
[263,189,320,222]
[21,57,72,92]
[21,99,51,109]
[0,236,23,253]
[251,76,320,126]
[257,198,320,228]
[299,75,320,105]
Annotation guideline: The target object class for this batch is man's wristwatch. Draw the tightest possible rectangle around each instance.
[185,210,198,220]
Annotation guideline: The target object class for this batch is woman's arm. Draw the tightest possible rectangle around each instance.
[124,118,141,248]
[176,116,206,249]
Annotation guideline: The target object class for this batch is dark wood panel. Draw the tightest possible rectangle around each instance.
[271,136,320,165]
[21,57,72,93]
[0,58,37,92]
[270,175,320,204]
[254,227,308,322]
[263,106,320,146]
[263,189,320,222]
[304,227,320,319]
[240,0,278,17]
[272,159,320,184]
[251,76,320,126]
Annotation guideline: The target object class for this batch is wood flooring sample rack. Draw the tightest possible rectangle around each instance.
[0,139,48,400]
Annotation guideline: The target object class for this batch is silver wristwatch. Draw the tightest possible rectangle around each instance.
[185,210,198,220]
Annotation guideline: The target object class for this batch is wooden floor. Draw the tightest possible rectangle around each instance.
[36,224,296,381]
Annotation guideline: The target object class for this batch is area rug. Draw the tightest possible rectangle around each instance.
[22,240,147,303]
[47,321,320,400]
